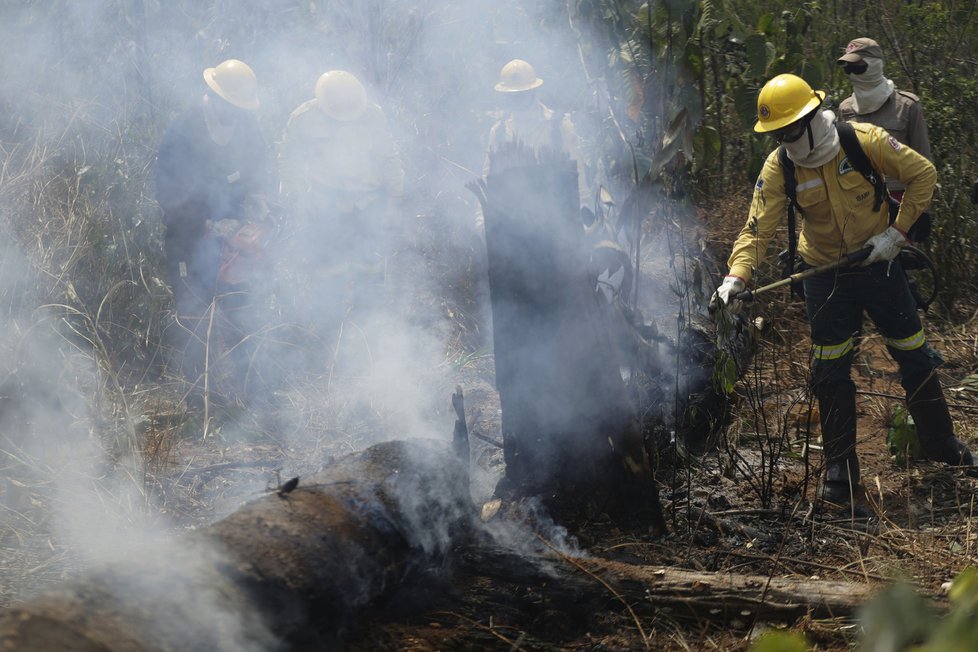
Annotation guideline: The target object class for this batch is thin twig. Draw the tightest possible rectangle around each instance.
[856,388,978,410]
[537,534,650,651]
[429,611,526,650]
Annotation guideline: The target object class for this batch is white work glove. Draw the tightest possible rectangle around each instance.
[211,218,242,240]
[710,275,745,312]
[862,226,907,266]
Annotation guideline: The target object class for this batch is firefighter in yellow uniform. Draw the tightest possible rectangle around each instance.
[280,70,404,328]
[713,74,974,504]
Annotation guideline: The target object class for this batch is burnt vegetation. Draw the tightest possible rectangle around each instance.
[2,1,978,651]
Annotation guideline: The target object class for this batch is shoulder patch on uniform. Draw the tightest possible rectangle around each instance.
[888,135,902,151]
[755,178,763,190]
[839,157,855,175]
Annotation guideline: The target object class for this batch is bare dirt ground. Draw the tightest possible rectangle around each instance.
[3,193,978,650]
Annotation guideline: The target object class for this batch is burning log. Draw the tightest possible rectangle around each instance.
[469,143,665,531]
[0,439,473,651]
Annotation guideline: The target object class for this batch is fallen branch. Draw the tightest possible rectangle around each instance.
[460,546,879,623]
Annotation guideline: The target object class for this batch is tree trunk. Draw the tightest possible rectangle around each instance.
[0,439,472,651]
[474,143,663,529]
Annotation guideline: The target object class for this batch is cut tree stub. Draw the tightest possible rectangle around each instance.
[480,142,663,527]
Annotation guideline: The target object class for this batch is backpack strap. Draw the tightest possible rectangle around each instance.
[778,145,800,279]
[545,107,566,158]
[779,124,902,294]
[836,121,898,218]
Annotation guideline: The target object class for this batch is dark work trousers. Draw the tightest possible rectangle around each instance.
[803,255,942,391]
[287,197,390,343]
[163,230,222,400]
[214,279,258,402]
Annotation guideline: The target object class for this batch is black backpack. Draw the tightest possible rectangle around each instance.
[780,122,907,276]
[779,121,934,307]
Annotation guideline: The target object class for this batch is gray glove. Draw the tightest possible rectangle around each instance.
[862,226,907,266]
[211,218,242,240]
[710,275,745,312]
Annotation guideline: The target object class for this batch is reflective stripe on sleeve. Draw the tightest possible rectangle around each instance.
[796,178,823,192]
[813,338,854,361]
[885,329,926,351]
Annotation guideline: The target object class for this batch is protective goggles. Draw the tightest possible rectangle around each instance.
[842,60,869,75]
[770,120,808,144]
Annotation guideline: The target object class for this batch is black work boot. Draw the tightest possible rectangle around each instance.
[816,381,861,504]
[905,372,975,467]
[821,458,861,504]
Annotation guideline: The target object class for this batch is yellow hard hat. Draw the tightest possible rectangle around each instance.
[754,74,825,133]
[203,59,260,110]
[494,59,543,93]
[315,70,368,122]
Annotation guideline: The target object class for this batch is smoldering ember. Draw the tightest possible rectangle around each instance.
[3,2,978,651]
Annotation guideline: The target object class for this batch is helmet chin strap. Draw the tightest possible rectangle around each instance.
[787,110,817,150]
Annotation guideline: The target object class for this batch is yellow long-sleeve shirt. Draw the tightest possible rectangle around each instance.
[727,122,936,283]
[279,99,404,211]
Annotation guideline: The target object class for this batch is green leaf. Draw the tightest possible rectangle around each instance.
[927,566,978,651]
[800,60,826,94]
[887,405,922,467]
[747,146,767,184]
[733,83,759,128]
[744,33,771,78]
[647,107,688,180]
[949,567,978,608]
[858,582,937,651]
[684,39,704,78]
[712,349,737,396]
[750,630,809,652]
[692,125,721,173]
[756,13,774,34]
[698,0,718,34]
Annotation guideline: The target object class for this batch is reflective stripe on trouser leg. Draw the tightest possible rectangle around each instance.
[804,265,863,387]
[813,338,855,361]
[885,329,925,352]
[861,255,941,380]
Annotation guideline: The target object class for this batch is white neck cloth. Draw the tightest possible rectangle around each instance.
[849,58,894,114]
[784,110,840,169]
[202,94,234,146]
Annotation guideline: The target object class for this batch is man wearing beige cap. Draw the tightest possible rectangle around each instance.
[838,38,933,239]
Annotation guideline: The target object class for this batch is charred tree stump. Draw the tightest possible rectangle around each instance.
[471,143,664,529]
[0,440,472,651]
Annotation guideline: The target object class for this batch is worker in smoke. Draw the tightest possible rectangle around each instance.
[155,58,271,408]
[279,70,404,328]
[477,58,589,230]
[473,59,605,342]
[837,37,934,241]
[712,74,973,505]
